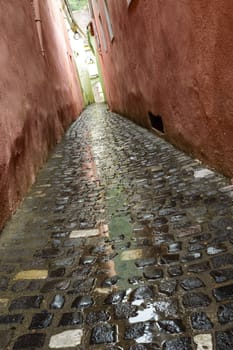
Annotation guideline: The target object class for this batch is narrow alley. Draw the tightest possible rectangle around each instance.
[0,104,232,349]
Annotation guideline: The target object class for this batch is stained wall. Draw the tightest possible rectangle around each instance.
[0,0,84,230]
[92,0,233,177]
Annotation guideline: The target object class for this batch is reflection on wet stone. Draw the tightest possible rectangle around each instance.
[2,105,233,347]
[130,286,154,301]
[41,279,70,292]
[50,295,65,309]
[72,295,94,309]
[163,336,192,350]
[161,254,179,264]
[168,265,183,277]
[104,290,126,304]
[102,275,119,287]
[157,319,185,334]
[154,300,178,317]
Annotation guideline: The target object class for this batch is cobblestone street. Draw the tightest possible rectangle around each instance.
[1,104,233,349]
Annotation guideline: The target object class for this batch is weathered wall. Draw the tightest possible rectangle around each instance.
[92,0,233,177]
[0,0,84,230]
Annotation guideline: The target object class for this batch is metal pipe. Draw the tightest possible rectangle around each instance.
[32,0,45,56]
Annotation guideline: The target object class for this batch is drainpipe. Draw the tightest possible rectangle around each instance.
[32,0,45,56]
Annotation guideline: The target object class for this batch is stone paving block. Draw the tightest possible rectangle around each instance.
[211,253,233,268]
[49,329,83,348]
[194,169,214,178]
[194,334,213,350]
[213,283,233,301]
[157,319,185,334]
[14,270,48,280]
[120,249,142,261]
[9,295,43,311]
[102,275,120,287]
[159,280,177,296]
[143,267,163,280]
[70,229,99,238]
[91,323,117,344]
[124,322,147,340]
[50,295,65,309]
[114,303,138,319]
[216,329,233,350]
[72,295,94,309]
[218,302,233,324]
[0,314,23,324]
[41,279,70,292]
[0,276,9,290]
[191,311,213,330]
[13,333,46,349]
[180,277,204,290]
[104,290,126,304]
[163,337,192,350]
[58,311,83,326]
[210,268,233,283]
[182,292,211,308]
[29,311,53,329]
[168,265,183,276]
[86,310,110,324]
[130,286,154,301]
[187,261,211,273]
[12,280,28,292]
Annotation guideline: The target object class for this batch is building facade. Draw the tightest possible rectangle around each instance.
[90,0,233,177]
[0,0,84,230]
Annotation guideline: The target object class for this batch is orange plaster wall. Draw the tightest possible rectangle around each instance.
[0,0,84,230]
[93,0,233,177]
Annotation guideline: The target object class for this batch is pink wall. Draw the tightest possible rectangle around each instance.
[92,0,233,177]
[0,0,84,230]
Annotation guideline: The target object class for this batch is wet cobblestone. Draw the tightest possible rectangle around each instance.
[1,104,233,348]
